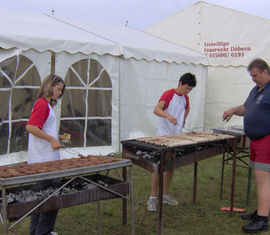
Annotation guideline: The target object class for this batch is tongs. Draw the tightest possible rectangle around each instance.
[218,119,228,130]
[60,142,86,158]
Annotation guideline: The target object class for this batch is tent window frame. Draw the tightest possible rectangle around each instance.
[0,55,41,155]
[60,58,112,148]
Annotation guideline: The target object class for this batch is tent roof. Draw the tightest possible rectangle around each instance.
[0,9,207,65]
[0,10,120,56]
[145,1,270,67]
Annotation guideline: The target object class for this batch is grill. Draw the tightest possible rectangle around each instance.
[121,132,238,173]
[121,132,238,235]
[0,157,134,235]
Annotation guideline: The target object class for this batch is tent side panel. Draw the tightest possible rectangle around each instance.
[55,52,120,157]
[0,49,51,165]
[204,66,253,130]
[119,58,207,140]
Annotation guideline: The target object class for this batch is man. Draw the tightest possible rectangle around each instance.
[223,58,270,233]
[147,73,197,212]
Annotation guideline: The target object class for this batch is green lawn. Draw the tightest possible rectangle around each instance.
[2,155,260,235]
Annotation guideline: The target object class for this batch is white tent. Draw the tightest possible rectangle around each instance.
[0,9,207,165]
[145,1,270,130]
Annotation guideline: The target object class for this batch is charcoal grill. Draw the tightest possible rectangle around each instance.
[121,132,238,235]
[0,158,134,235]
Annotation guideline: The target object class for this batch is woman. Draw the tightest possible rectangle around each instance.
[26,74,65,235]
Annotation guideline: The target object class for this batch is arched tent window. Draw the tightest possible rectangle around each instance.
[60,58,112,147]
[0,55,41,155]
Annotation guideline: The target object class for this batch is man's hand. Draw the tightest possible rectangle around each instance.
[223,108,235,122]
[223,104,246,121]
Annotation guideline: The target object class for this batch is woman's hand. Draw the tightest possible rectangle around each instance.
[26,124,63,151]
[50,138,63,151]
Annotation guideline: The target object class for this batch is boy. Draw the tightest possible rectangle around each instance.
[147,73,197,212]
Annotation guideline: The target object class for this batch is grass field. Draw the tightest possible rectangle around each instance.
[2,155,262,235]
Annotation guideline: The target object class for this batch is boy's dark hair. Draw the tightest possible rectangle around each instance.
[179,73,197,87]
[248,58,270,74]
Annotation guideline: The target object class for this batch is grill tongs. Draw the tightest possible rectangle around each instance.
[60,142,86,158]
[218,119,228,130]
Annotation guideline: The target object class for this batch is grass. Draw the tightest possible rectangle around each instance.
[2,155,263,235]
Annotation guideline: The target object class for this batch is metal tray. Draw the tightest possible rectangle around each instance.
[0,159,132,186]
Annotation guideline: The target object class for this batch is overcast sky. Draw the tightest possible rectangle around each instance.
[1,0,270,30]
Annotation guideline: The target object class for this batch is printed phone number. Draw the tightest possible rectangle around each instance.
[208,52,245,58]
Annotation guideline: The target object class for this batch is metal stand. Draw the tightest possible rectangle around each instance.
[0,159,134,235]
[214,126,252,206]
[219,149,252,206]
[122,163,135,235]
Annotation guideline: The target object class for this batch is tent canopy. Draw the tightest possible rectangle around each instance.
[145,1,270,67]
[0,9,208,65]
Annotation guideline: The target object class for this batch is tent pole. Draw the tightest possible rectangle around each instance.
[118,57,121,152]
[50,51,56,74]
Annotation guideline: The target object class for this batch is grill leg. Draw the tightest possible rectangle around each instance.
[97,201,101,235]
[129,165,135,235]
[230,142,237,217]
[193,162,198,204]
[157,151,165,235]
[1,187,8,235]
[122,167,127,225]
[220,153,225,200]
